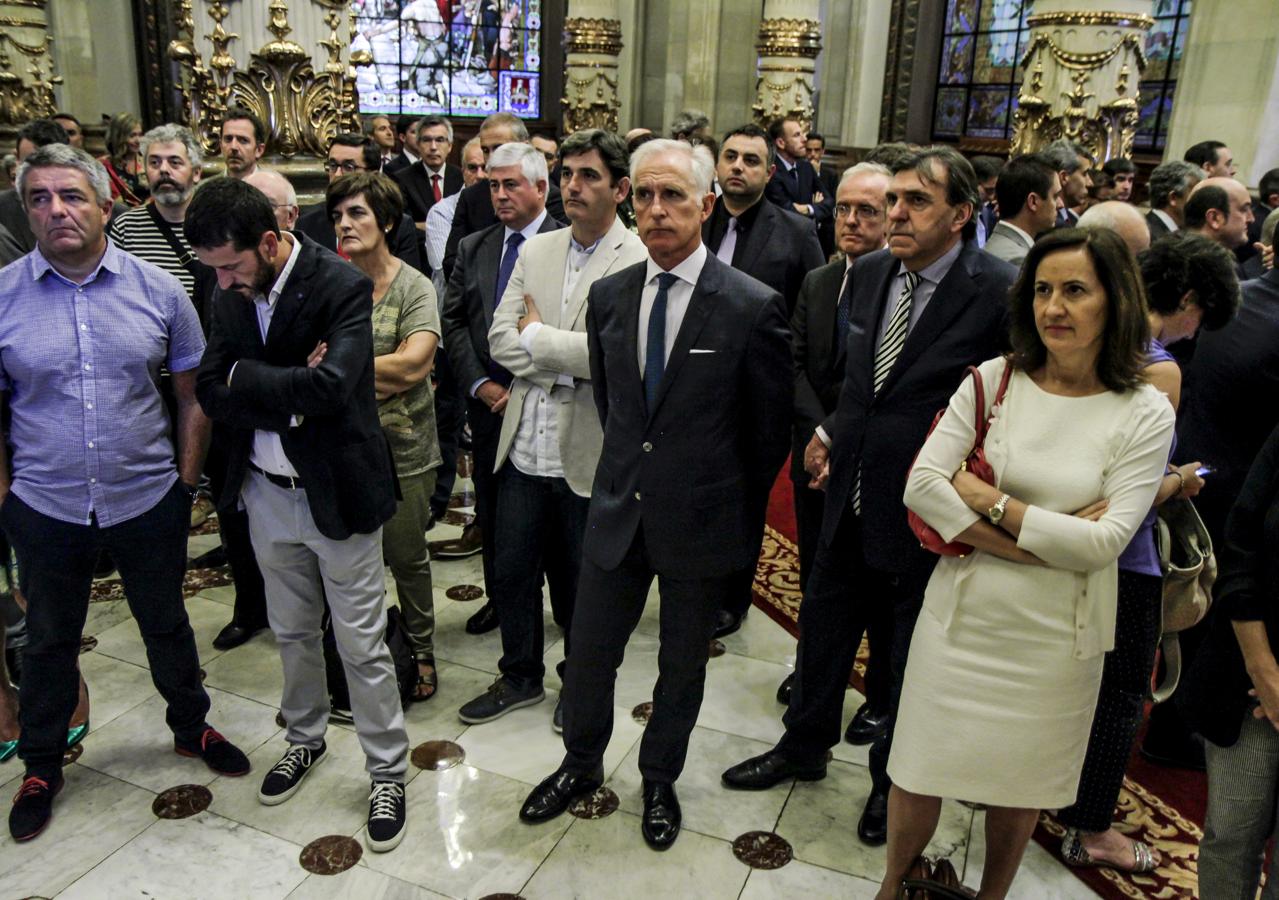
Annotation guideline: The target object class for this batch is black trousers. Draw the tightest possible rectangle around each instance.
[793,478,890,715]
[561,524,729,783]
[778,511,929,794]
[1058,569,1162,832]
[467,399,502,596]
[491,466,586,690]
[206,425,267,629]
[430,351,464,519]
[722,490,772,619]
[4,483,211,778]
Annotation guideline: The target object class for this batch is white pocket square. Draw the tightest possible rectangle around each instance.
[689,348,717,354]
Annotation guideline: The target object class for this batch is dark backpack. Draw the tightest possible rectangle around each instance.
[324,605,417,710]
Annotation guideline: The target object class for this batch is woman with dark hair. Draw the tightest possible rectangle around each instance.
[326,171,443,701]
[100,112,148,206]
[877,228,1176,899]
[1056,229,1240,873]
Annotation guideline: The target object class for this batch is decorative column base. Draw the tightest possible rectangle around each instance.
[562,16,621,133]
[752,16,820,130]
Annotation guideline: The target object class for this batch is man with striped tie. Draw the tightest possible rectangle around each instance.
[722,145,1015,848]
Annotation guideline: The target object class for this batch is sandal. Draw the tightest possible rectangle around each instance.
[411,658,438,703]
[1061,827,1160,874]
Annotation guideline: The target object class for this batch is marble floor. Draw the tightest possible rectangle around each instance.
[0,497,1102,899]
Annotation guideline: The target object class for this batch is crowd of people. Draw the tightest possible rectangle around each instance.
[0,102,1276,898]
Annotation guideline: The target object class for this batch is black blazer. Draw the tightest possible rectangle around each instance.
[1178,270,1279,541]
[584,253,792,579]
[295,204,424,273]
[394,161,463,224]
[1146,209,1172,242]
[442,179,566,281]
[383,151,414,177]
[1178,423,1279,747]
[820,242,1015,572]
[790,260,847,482]
[195,234,398,541]
[439,214,565,406]
[764,159,833,226]
[702,196,826,316]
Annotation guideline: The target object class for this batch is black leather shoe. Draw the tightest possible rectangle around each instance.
[858,787,888,846]
[844,703,889,746]
[641,779,681,850]
[711,608,746,639]
[464,601,500,635]
[721,749,826,790]
[188,544,228,570]
[519,765,604,823]
[212,620,267,651]
[776,672,794,706]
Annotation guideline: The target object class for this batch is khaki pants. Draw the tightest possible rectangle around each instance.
[382,469,437,660]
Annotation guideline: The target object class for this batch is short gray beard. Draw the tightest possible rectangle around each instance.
[153,184,194,208]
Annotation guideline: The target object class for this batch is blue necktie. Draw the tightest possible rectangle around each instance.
[835,271,852,338]
[487,232,525,387]
[644,272,679,412]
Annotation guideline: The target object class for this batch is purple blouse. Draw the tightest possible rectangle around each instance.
[1117,338,1177,576]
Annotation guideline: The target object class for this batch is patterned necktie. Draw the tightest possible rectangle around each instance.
[853,271,921,513]
[431,173,442,203]
[834,269,853,338]
[644,272,679,412]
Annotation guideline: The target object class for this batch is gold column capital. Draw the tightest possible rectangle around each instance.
[755,17,821,59]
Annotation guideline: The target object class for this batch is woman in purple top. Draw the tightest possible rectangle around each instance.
[1059,231,1240,872]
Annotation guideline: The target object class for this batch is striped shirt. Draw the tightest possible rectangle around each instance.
[107,204,196,299]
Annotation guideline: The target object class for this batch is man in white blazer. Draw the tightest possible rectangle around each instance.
[457,130,647,731]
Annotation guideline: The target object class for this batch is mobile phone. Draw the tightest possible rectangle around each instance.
[1195,465,1215,478]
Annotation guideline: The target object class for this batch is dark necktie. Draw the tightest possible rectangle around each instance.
[431,173,442,203]
[644,272,679,412]
[487,232,525,387]
[834,269,852,337]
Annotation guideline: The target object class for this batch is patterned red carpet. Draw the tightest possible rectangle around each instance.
[754,470,1206,899]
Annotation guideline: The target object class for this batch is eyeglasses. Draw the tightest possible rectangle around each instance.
[324,160,368,174]
[835,203,883,222]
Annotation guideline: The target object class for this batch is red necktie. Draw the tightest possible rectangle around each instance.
[431,174,441,203]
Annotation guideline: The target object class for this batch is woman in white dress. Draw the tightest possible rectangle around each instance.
[876,228,1176,900]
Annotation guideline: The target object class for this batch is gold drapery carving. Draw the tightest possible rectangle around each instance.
[0,25,59,125]
[562,17,621,133]
[752,16,821,129]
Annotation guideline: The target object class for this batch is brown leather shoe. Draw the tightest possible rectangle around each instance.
[428,523,482,559]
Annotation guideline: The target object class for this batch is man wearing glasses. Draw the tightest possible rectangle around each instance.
[296,133,423,271]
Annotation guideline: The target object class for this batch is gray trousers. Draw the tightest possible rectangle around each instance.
[1201,711,1279,900]
[242,471,408,782]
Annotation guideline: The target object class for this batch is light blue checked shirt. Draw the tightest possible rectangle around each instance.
[0,240,206,526]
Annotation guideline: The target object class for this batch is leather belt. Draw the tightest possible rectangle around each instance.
[248,463,304,490]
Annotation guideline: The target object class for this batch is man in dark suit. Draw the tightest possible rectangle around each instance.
[188,178,410,853]
[702,123,824,638]
[722,147,1015,849]
[382,115,421,177]
[806,132,841,256]
[296,134,422,272]
[440,141,563,669]
[764,116,833,231]
[392,115,463,233]
[1145,159,1202,242]
[518,139,791,850]
[443,112,566,281]
[1043,138,1093,227]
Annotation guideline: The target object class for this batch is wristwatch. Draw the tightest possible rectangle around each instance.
[988,493,1011,525]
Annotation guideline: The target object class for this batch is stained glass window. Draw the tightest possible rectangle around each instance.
[353,0,543,119]
[932,0,1192,151]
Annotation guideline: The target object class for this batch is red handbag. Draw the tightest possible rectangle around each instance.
[907,360,1013,557]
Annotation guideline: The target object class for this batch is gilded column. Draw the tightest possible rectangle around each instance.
[752,0,821,129]
[0,0,59,126]
[1010,0,1155,161]
[563,1,622,133]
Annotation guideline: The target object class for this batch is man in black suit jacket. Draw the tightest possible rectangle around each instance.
[382,115,421,177]
[440,141,563,662]
[763,117,833,232]
[1043,138,1093,227]
[723,147,1015,849]
[188,179,410,851]
[703,123,825,637]
[1146,159,1202,244]
[296,133,423,272]
[392,116,464,231]
[806,132,841,256]
[519,139,791,850]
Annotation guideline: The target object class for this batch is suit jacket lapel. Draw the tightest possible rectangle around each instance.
[541,231,572,328]
[265,237,314,348]
[852,252,896,387]
[478,226,503,327]
[619,265,646,410]
[820,264,846,373]
[566,218,625,329]
[736,202,773,270]
[650,258,718,418]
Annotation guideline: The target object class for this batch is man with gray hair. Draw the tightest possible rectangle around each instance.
[519,138,791,851]
[670,108,712,146]
[1042,138,1094,226]
[243,168,299,233]
[1147,159,1202,241]
[1078,199,1151,256]
[0,145,250,841]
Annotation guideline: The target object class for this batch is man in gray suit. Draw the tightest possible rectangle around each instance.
[1146,160,1202,242]
[461,131,647,732]
[984,153,1061,267]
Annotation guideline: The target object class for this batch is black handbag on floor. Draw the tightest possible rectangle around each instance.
[324,605,417,711]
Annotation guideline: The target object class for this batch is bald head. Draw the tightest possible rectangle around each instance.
[1186,176,1255,249]
[1077,200,1150,255]
[243,169,299,231]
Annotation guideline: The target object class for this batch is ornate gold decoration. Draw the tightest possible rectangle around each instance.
[1026,10,1155,29]
[0,0,47,8]
[1018,31,1147,73]
[169,0,363,160]
[0,15,43,28]
[755,17,821,59]
[563,17,622,56]
[0,27,59,125]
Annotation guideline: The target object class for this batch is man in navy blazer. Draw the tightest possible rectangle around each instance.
[519,139,791,851]
[764,117,833,232]
[723,146,1015,848]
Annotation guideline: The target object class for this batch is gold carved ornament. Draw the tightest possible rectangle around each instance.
[0,29,59,126]
[755,17,821,59]
[1026,10,1154,30]
[563,17,622,56]
[562,19,622,135]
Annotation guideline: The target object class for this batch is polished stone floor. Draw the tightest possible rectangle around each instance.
[0,495,1101,898]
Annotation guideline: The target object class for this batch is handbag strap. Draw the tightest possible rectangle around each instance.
[971,358,1013,445]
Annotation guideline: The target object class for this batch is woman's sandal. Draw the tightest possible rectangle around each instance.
[411,659,438,703]
[1061,827,1160,874]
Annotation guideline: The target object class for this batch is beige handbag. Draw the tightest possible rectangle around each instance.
[1151,497,1216,703]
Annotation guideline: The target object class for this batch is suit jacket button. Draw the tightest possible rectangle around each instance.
[642,442,653,452]
[634,491,642,501]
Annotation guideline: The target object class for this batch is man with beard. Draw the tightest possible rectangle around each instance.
[220,108,267,181]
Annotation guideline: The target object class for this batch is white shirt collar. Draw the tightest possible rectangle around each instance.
[1152,208,1178,232]
[424,162,446,180]
[402,148,419,165]
[645,242,708,288]
[503,208,549,245]
[260,232,302,309]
